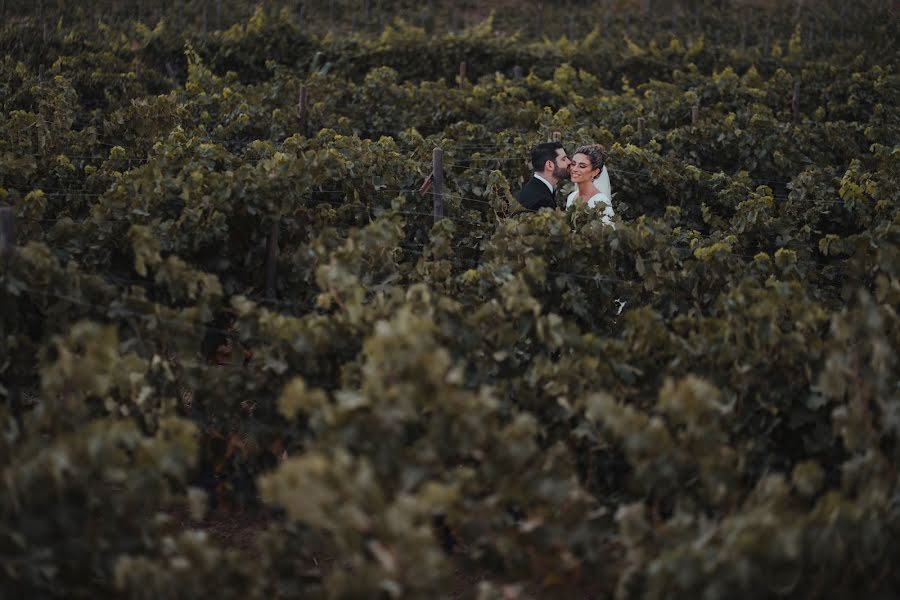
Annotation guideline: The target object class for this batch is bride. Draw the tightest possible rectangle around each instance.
[566,143,614,227]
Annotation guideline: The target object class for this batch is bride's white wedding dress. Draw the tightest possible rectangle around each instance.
[566,165,614,227]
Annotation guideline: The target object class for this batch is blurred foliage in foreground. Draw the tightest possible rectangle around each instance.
[1,1,899,598]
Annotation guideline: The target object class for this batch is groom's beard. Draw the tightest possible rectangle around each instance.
[553,164,570,180]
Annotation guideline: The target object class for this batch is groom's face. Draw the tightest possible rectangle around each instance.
[552,148,571,180]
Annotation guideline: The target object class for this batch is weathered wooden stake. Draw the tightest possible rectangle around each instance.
[792,81,800,121]
[39,0,46,43]
[265,220,279,300]
[298,85,308,136]
[638,117,645,144]
[840,3,846,41]
[432,148,444,223]
[459,61,467,89]
[0,206,15,263]
[537,0,545,37]
[691,104,700,125]
[552,131,562,143]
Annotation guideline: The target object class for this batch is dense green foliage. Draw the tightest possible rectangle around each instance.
[1,1,899,598]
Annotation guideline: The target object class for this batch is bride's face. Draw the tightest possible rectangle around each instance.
[569,153,600,184]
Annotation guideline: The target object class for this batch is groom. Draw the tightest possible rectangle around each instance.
[514,141,571,211]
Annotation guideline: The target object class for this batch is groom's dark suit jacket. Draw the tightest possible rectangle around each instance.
[515,177,557,211]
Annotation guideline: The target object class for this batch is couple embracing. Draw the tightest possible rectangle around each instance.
[515,141,614,227]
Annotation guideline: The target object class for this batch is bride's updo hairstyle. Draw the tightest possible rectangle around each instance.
[573,143,608,177]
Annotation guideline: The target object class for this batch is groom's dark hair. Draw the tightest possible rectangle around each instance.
[531,141,564,172]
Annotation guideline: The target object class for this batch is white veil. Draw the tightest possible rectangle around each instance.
[593,165,611,198]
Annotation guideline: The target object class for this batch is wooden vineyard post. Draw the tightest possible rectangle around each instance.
[298,85,308,136]
[536,0,545,37]
[792,81,801,122]
[39,0,46,43]
[0,205,15,264]
[432,148,444,223]
[265,220,279,301]
[692,103,700,125]
[739,17,747,51]
[552,131,562,143]
[459,61,467,90]
[638,117,645,144]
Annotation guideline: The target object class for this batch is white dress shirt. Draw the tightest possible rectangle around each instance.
[534,174,555,193]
